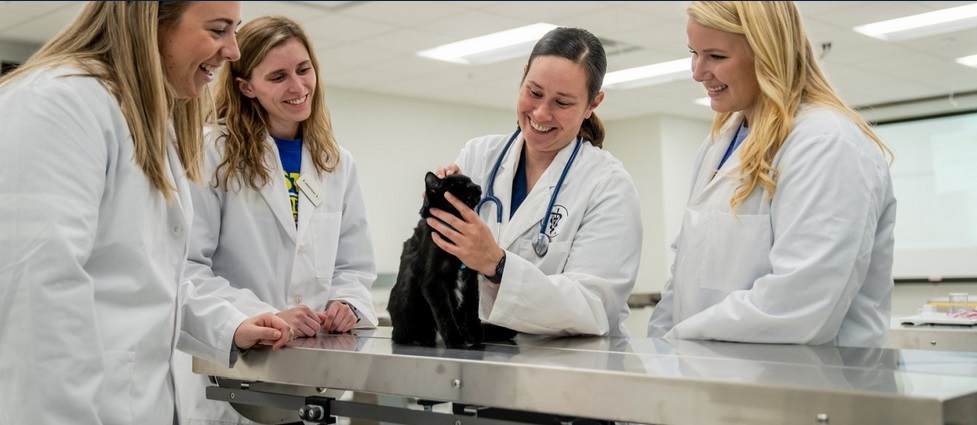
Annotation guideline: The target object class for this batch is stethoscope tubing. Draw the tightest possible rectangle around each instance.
[475,128,583,257]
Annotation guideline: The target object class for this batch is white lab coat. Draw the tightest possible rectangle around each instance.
[174,129,378,424]
[0,67,247,425]
[457,133,642,337]
[648,105,896,347]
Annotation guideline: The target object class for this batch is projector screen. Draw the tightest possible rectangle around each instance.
[873,111,977,280]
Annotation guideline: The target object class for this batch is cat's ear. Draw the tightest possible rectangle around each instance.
[424,171,441,190]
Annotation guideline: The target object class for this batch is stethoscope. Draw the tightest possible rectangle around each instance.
[475,128,583,257]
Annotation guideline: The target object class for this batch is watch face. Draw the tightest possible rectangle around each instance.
[495,254,506,276]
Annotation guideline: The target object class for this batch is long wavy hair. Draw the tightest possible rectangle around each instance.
[0,2,205,201]
[687,1,891,210]
[524,27,607,148]
[212,15,339,192]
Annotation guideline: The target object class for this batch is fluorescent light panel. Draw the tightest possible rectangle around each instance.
[602,58,690,90]
[853,3,977,41]
[958,54,977,68]
[418,23,558,65]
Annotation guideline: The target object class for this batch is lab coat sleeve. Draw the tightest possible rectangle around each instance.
[667,122,888,345]
[326,153,379,328]
[182,139,278,317]
[489,170,642,336]
[176,279,250,367]
[0,76,109,425]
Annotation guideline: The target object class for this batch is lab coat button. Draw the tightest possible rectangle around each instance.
[294,296,302,304]
[298,245,306,255]
[172,225,181,235]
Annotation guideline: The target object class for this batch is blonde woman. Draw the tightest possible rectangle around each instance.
[648,1,896,347]
[175,15,378,424]
[0,3,291,424]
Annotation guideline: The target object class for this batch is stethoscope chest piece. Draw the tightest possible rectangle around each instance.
[532,233,549,257]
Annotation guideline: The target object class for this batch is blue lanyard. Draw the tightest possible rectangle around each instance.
[718,122,748,169]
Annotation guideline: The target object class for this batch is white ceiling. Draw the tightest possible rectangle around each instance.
[1,1,976,123]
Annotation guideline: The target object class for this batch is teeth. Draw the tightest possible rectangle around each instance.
[285,95,307,105]
[530,120,552,132]
[199,64,216,76]
[706,85,727,92]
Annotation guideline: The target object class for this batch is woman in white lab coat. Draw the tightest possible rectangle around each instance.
[174,16,378,424]
[648,1,896,347]
[433,27,642,337]
[0,3,292,425]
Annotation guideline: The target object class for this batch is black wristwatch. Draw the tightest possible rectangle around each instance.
[486,252,506,284]
[338,301,361,323]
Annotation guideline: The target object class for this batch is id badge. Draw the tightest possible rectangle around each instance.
[295,174,323,207]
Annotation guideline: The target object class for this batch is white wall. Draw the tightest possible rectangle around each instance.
[0,40,36,65]
[326,87,513,275]
[658,116,713,288]
[603,114,711,293]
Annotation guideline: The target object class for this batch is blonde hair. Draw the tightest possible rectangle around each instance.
[0,2,205,200]
[212,15,339,192]
[686,1,891,210]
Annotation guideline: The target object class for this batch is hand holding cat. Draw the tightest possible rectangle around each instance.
[319,300,358,334]
[427,192,505,277]
[434,163,461,178]
[276,305,323,337]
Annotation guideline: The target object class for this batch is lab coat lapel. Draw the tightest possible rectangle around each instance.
[258,136,298,242]
[499,139,575,249]
[295,145,316,240]
[690,120,743,203]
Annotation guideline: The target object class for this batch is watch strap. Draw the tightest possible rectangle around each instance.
[486,252,506,284]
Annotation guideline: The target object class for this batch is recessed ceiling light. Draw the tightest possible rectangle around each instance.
[417,23,558,65]
[957,54,977,68]
[602,59,690,90]
[853,3,977,41]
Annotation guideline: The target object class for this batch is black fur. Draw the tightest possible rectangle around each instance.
[388,172,484,348]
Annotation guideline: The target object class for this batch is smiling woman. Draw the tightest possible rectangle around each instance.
[173,15,380,425]
[0,2,295,425]
[159,1,241,99]
[648,1,896,348]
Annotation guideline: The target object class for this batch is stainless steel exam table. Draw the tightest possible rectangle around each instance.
[194,327,977,425]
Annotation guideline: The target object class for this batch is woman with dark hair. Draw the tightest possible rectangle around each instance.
[433,27,642,337]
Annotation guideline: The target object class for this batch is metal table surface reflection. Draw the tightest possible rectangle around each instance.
[194,327,977,425]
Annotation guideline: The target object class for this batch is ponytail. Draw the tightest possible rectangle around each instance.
[580,112,605,148]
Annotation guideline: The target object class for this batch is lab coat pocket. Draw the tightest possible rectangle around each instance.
[701,210,772,293]
[97,350,134,425]
[311,211,341,279]
[511,239,572,274]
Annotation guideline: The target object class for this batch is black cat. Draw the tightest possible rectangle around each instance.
[388,172,485,348]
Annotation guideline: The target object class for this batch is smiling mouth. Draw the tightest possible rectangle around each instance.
[285,94,308,105]
[706,84,728,93]
[199,63,217,77]
[529,119,553,132]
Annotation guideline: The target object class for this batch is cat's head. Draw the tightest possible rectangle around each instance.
[421,171,482,219]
